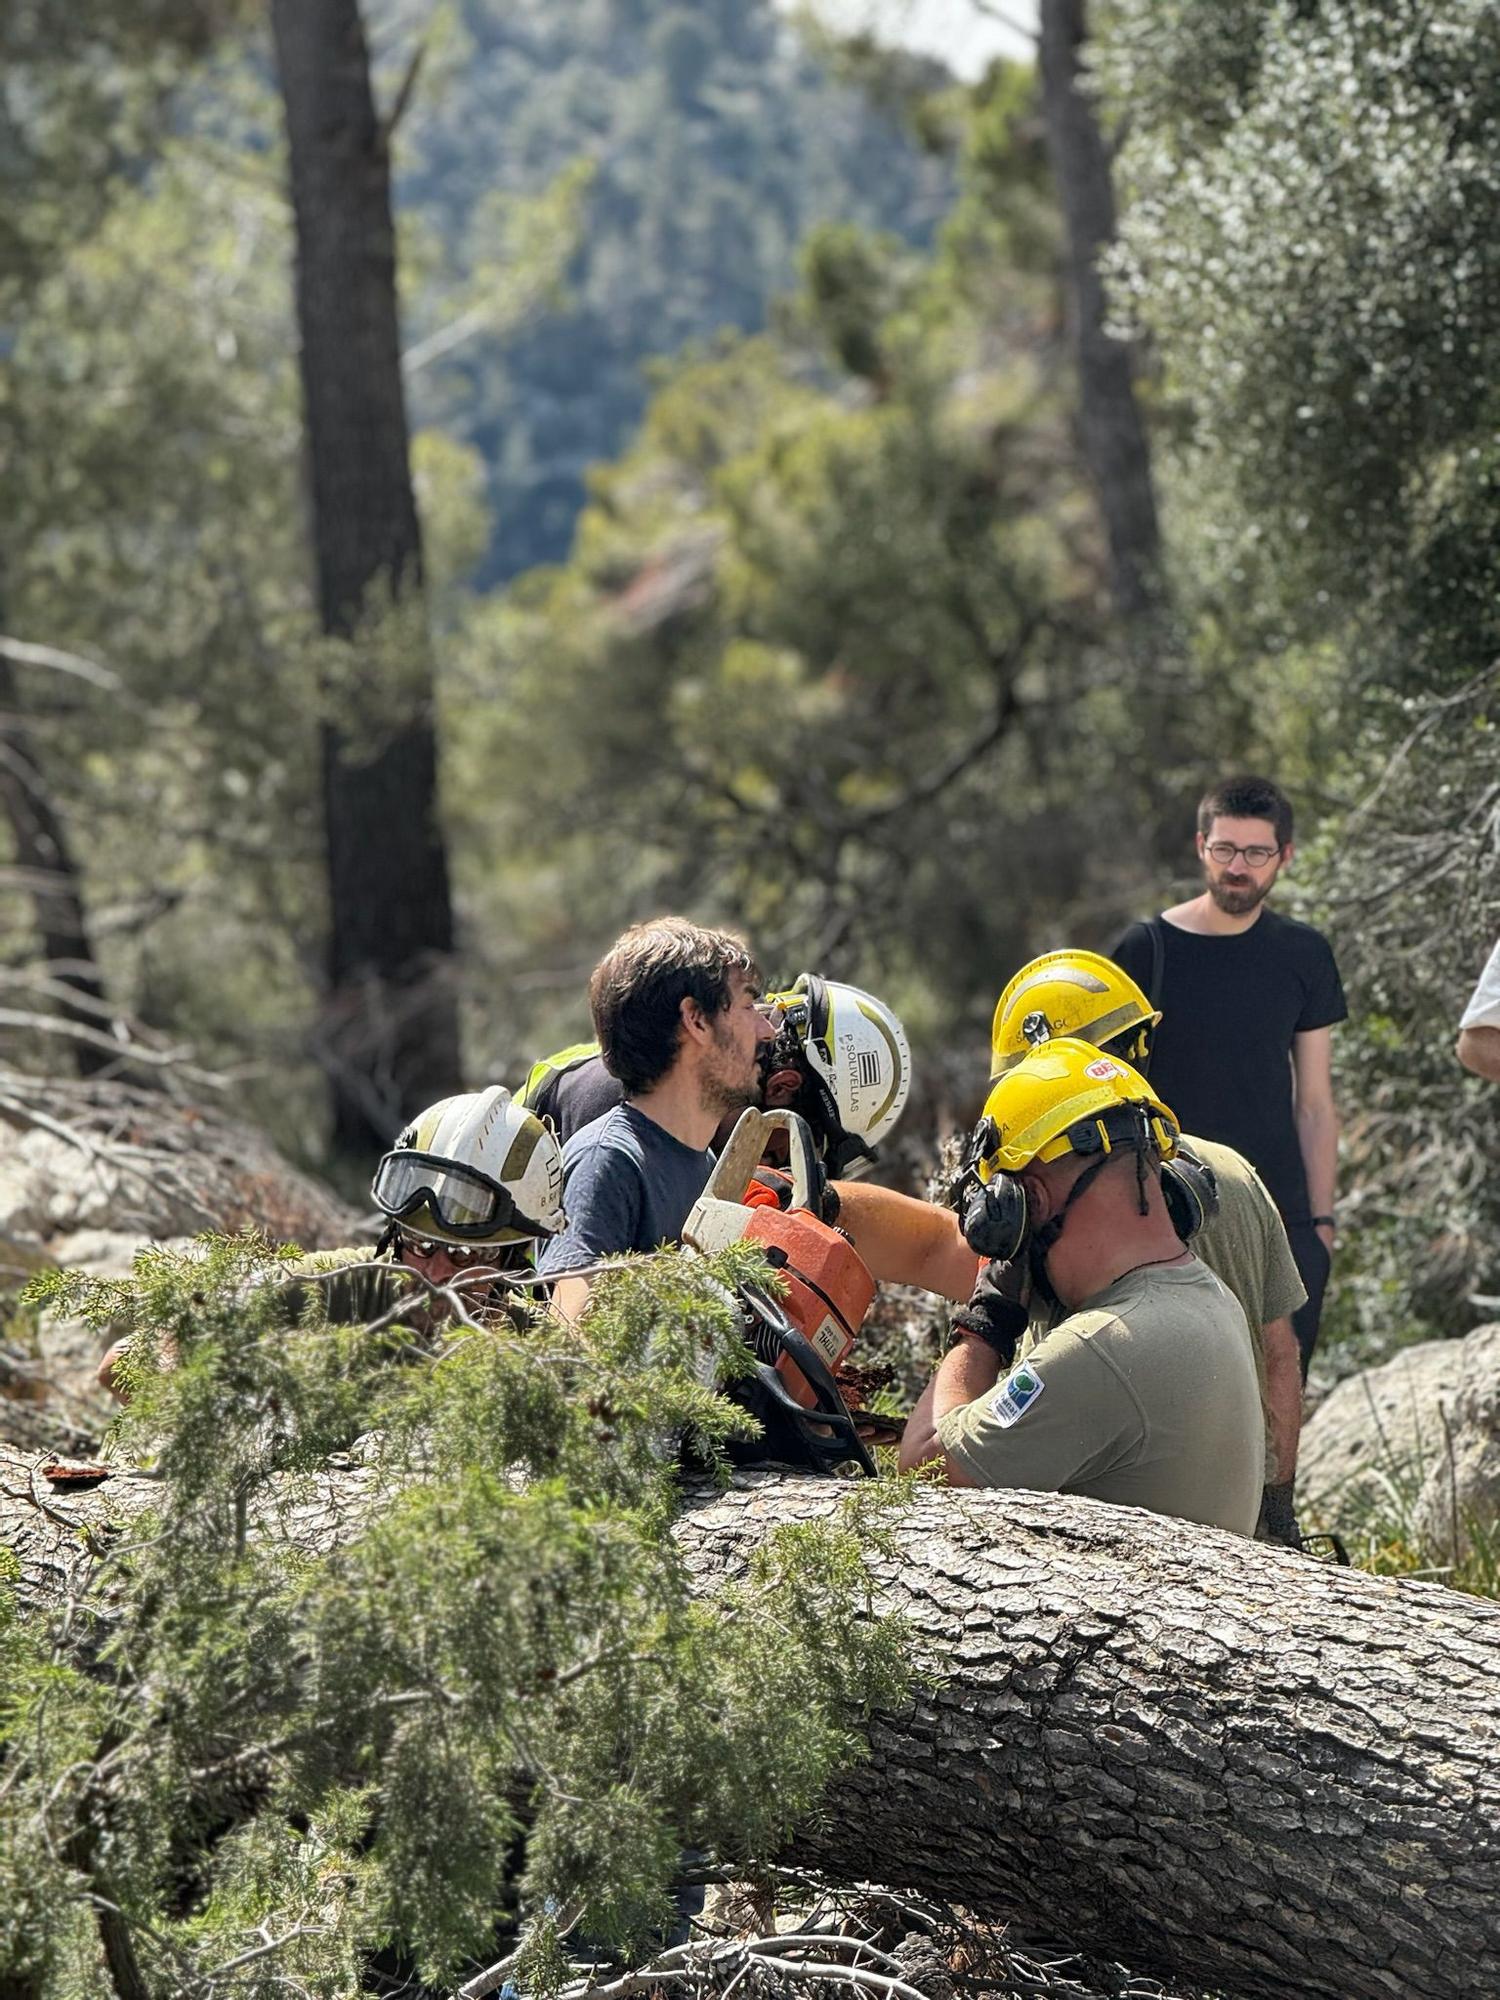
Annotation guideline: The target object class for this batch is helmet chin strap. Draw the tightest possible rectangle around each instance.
[1027,1124,1154,1305]
[1027,1153,1110,1307]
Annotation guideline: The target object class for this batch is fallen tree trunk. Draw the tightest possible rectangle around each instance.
[2,1447,1497,2000]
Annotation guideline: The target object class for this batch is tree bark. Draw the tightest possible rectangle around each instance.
[1037,0,1161,626]
[3,1451,1496,2000]
[270,0,460,1156]
[0,655,114,1077]
[1037,0,1202,863]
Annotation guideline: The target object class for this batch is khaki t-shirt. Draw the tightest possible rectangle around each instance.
[1023,1135,1304,1481]
[1186,1134,1306,1334]
[939,1259,1264,1536]
[1025,1136,1304,1350]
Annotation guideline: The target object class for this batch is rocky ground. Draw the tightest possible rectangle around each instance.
[0,1064,363,1453]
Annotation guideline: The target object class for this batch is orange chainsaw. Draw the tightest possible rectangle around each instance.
[682,1108,891,1475]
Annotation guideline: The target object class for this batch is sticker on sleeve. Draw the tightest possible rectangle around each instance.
[989,1363,1045,1428]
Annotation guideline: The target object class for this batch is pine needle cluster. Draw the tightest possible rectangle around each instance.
[5,1235,912,1998]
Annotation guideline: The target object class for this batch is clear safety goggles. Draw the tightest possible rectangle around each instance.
[371,1150,529,1240]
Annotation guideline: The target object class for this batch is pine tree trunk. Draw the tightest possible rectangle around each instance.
[1038,0,1202,860]
[3,1453,1495,2000]
[1038,0,1160,625]
[0,654,114,1077]
[688,1481,1500,2000]
[270,0,460,1156]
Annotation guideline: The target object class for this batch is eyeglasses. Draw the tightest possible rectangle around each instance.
[1204,841,1281,868]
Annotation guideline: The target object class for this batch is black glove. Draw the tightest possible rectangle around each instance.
[749,1163,840,1227]
[1260,1480,1303,1551]
[950,1259,1030,1367]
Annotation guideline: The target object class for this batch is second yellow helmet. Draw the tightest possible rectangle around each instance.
[990,950,1159,1080]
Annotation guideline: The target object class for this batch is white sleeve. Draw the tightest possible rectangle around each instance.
[1460,940,1500,1032]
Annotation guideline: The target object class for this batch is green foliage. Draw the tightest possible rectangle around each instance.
[0,1555,107,1991]
[1104,0,1500,691]
[445,79,1120,1079]
[7,1237,911,1994]
[1096,0,1500,1351]
[385,0,956,583]
[0,0,968,1158]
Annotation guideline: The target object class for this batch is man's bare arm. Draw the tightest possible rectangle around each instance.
[1291,1026,1339,1236]
[832,1182,983,1302]
[896,1335,995,1482]
[550,1275,591,1325]
[1260,1314,1302,1483]
[1457,1024,1500,1082]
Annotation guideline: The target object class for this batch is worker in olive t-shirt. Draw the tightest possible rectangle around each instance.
[899,1041,1263,1538]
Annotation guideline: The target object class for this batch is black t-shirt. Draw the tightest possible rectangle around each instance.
[530,1053,626,1146]
[1112,908,1346,1227]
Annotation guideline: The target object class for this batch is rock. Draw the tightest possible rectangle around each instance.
[0,1068,362,1253]
[1298,1338,1454,1526]
[0,1067,364,1453]
[0,1232,56,1289]
[44,1230,200,1278]
[1299,1324,1500,1564]
[1410,1322,1500,1563]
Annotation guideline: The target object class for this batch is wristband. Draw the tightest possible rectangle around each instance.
[1311,1213,1336,1229]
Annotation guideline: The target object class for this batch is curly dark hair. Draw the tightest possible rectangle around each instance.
[589,917,758,1095]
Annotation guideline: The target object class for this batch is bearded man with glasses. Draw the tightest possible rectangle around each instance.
[1112,775,1346,1375]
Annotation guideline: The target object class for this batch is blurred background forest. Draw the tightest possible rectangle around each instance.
[4,0,1500,1366]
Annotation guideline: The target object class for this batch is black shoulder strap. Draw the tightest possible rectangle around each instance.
[1145,916,1165,1011]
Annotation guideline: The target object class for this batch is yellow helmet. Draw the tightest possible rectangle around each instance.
[990,951,1160,1079]
[973,1037,1178,1179]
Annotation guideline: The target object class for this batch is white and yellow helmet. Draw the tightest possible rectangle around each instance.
[371,1086,565,1245]
[769,974,912,1155]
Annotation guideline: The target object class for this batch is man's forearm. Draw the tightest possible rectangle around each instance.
[1260,1315,1302,1482]
[897,1334,1000,1478]
[1296,1101,1339,1219]
[833,1182,983,1302]
[1457,1024,1500,1082]
[550,1274,591,1325]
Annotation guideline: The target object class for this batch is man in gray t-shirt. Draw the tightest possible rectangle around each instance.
[542,917,777,1319]
[539,1105,716,1276]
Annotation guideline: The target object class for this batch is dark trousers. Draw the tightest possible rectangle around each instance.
[1285,1222,1332,1378]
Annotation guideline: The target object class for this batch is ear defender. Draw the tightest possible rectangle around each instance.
[1161,1152,1220,1243]
[951,1114,1031,1262]
[959,1174,1030,1262]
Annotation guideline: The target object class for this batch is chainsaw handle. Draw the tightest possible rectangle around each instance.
[706,1107,818,1210]
[759,1109,817,1209]
[739,1283,876,1477]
